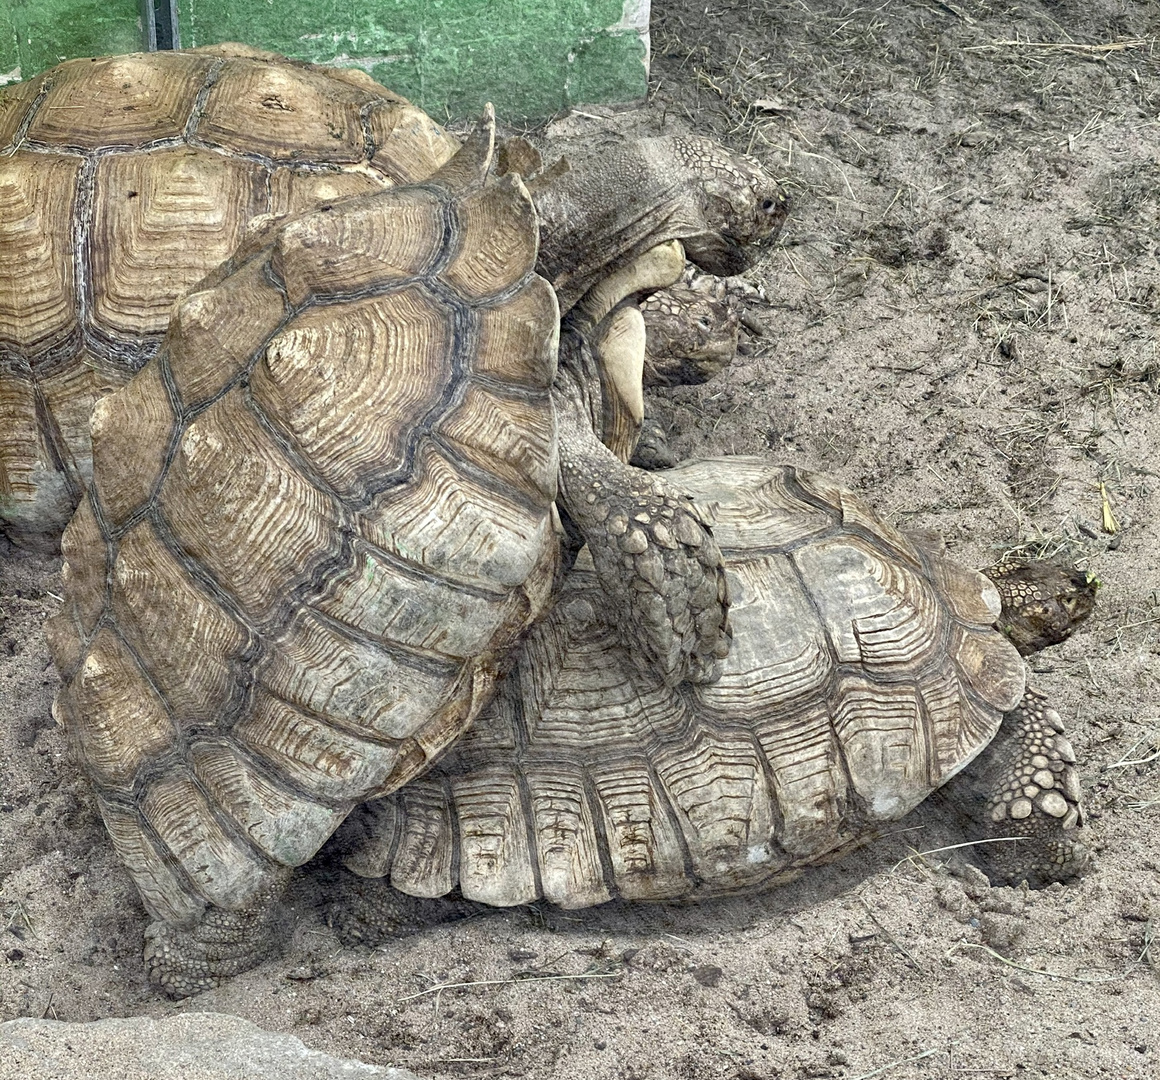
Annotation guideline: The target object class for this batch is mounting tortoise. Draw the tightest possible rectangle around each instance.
[332,457,1095,942]
[45,92,788,993]
[0,45,788,557]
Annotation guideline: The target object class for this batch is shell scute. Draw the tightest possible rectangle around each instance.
[440,176,539,300]
[159,393,341,628]
[258,609,461,741]
[389,778,456,898]
[90,358,175,525]
[0,151,81,352]
[140,767,276,910]
[188,740,348,866]
[24,53,211,149]
[69,627,178,791]
[110,520,247,728]
[90,147,267,340]
[450,769,538,906]
[367,99,459,184]
[94,794,205,926]
[251,287,453,502]
[793,536,943,672]
[474,275,560,389]
[196,58,370,163]
[233,690,401,802]
[526,767,610,909]
[272,188,445,307]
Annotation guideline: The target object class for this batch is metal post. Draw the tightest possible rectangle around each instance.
[140,0,180,50]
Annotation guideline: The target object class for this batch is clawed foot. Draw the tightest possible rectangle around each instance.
[975,689,1093,888]
[580,476,730,685]
[143,901,290,998]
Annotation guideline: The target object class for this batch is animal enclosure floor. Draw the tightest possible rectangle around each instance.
[2,1,1159,1077]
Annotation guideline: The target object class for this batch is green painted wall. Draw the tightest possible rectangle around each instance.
[1,0,142,84]
[0,0,650,119]
[176,0,648,120]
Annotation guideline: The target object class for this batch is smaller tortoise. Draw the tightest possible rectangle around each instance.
[334,457,1094,930]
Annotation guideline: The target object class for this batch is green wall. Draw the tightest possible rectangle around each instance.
[0,0,650,119]
[1,0,141,84]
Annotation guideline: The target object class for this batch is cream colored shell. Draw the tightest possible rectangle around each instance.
[47,136,562,926]
[338,458,1026,907]
[0,46,458,546]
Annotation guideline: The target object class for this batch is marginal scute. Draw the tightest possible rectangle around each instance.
[90,358,175,525]
[0,372,45,534]
[110,520,247,727]
[474,275,560,389]
[159,392,342,628]
[589,760,691,900]
[251,287,453,501]
[56,492,108,639]
[437,384,558,505]
[95,794,206,926]
[450,769,539,906]
[69,627,177,791]
[949,623,1026,713]
[257,609,460,740]
[189,741,349,865]
[526,767,610,908]
[0,73,46,148]
[89,147,267,340]
[441,176,539,300]
[389,779,456,898]
[196,58,369,163]
[0,151,81,351]
[140,767,277,910]
[233,689,401,803]
[24,53,211,149]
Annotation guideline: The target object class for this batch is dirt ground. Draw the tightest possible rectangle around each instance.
[2,1,1160,1077]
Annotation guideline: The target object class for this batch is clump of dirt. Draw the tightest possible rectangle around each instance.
[3,2,1160,1078]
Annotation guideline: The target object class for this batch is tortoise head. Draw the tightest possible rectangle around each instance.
[983,561,1100,656]
[665,136,789,276]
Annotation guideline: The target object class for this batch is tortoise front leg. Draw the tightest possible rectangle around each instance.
[970,689,1092,887]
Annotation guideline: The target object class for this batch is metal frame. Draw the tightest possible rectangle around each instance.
[140,0,180,50]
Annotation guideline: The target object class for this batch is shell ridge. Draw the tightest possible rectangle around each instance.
[183,57,229,143]
[2,73,53,152]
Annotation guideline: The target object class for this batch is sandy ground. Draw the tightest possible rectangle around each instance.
[2,1,1160,1077]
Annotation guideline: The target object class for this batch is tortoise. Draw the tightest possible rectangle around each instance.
[0,44,460,550]
[332,457,1095,933]
[45,98,788,994]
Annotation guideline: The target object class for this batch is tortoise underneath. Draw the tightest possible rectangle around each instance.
[147,457,1095,995]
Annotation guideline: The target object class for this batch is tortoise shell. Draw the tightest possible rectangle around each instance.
[0,45,457,547]
[337,457,1027,907]
[45,117,562,927]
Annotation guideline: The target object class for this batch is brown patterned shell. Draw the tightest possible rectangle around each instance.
[45,120,563,927]
[0,45,458,548]
[337,458,1027,907]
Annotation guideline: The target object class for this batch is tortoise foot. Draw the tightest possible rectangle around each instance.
[629,413,679,471]
[976,688,1093,887]
[143,901,289,998]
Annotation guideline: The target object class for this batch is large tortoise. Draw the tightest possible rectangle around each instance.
[0,44,459,548]
[46,96,788,993]
[0,46,788,553]
[334,457,1094,922]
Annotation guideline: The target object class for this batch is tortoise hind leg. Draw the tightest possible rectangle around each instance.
[143,880,292,997]
[969,688,1092,887]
